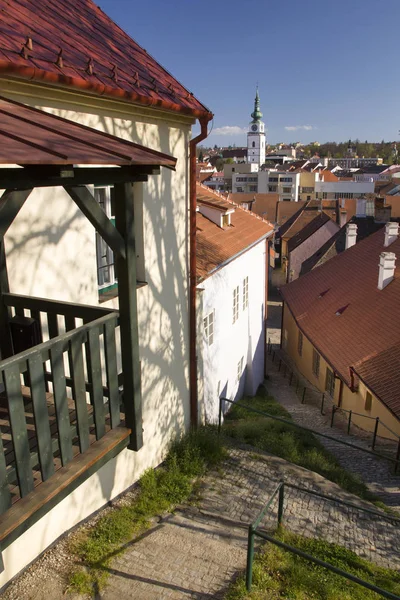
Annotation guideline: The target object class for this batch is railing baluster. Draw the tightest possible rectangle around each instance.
[28,354,55,481]
[69,335,90,453]
[88,327,105,439]
[0,430,11,513]
[47,312,59,339]
[3,364,34,497]
[49,342,73,465]
[65,314,76,398]
[104,319,120,428]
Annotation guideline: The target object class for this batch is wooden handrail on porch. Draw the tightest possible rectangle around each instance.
[0,309,123,516]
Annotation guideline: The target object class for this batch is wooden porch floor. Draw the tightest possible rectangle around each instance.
[0,387,123,505]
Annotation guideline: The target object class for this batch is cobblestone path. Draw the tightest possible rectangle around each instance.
[101,446,399,600]
[265,295,400,511]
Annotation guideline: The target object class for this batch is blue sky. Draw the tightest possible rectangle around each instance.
[99,0,399,147]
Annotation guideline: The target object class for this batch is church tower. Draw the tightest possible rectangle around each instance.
[247,88,266,167]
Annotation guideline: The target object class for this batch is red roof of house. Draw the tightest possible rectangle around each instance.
[0,95,176,167]
[353,344,400,421]
[0,0,212,119]
[196,184,274,280]
[280,228,400,418]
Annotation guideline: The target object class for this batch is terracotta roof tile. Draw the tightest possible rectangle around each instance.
[353,344,400,420]
[196,184,274,280]
[228,193,280,222]
[0,0,211,118]
[280,228,400,415]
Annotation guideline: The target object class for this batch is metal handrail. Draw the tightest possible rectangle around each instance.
[269,345,400,441]
[246,481,400,598]
[266,346,400,460]
[218,397,400,474]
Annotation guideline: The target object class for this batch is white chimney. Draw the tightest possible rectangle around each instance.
[378,252,396,290]
[345,223,357,249]
[384,222,399,247]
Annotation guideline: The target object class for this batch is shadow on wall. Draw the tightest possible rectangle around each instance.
[4,104,193,490]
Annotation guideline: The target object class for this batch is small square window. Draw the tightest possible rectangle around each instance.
[203,311,214,346]
[233,286,239,323]
[243,277,249,310]
[297,331,303,356]
[365,391,372,412]
[312,349,320,378]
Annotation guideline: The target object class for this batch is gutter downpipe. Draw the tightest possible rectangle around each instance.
[189,116,212,428]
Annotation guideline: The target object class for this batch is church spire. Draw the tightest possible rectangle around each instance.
[251,87,263,123]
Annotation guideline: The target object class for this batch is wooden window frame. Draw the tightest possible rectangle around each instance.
[203,311,214,346]
[365,391,372,412]
[243,276,249,310]
[94,186,117,294]
[325,367,335,397]
[312,349,320,378]
[233,286,239,324]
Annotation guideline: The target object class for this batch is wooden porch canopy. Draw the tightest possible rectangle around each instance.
[0,95,177,454]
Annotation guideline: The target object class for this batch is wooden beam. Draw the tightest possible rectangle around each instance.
[65,186,126,259]
[0,427,130,550]
[114,182,143,451]
[0,166,158,190]
[0,189,33,240]
[0,241,13,359]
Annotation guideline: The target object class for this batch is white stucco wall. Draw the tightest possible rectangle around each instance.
[315,181,374,195]
[0,80,194,586]
[198,239,267,424]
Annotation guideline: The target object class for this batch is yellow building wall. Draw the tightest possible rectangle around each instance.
[282,306,400,439]
[298,171,317,201]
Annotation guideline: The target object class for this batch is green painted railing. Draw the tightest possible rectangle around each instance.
[267,341,400,457]
[0,298,122,515]
[246,481,400,599]
[218,397,400,474]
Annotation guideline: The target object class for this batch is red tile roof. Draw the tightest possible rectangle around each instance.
[280,201,338,240]
[0,0,212,119]
[196,184,274,280]
[353,344,400,421]
[0,95,176,167]
[280,228,400,417]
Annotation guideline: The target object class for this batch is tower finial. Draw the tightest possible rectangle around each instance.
[251,86,262,122]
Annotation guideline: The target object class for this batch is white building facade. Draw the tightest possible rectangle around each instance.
[0,1,212,586]
[315,180,374,199]
[232,169,300,201]
[198,241,269,423]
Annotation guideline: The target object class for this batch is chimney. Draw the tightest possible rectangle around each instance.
[384,222,399,247]
[339,210,347,228]
[378,252,396,290]
[345,223,357,249]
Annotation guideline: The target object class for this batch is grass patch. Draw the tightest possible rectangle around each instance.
[223,394,386,508]
[225,528,400,599]
[68,427,226,595]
